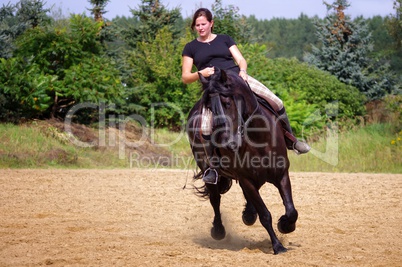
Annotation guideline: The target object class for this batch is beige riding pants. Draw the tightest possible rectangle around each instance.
[201,75,283,135]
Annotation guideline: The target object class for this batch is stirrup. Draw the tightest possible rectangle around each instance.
[202,168,218,184]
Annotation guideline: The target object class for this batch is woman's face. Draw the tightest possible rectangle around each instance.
[195,16,213,37]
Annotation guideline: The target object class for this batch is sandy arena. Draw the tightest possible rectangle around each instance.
[0,169,401,266]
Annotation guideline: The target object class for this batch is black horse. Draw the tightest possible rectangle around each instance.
[186,68,298,254]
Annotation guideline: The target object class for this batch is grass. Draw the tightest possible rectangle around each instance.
[289,123,402,173]
[0,122,127,168]
[0,121,400,173]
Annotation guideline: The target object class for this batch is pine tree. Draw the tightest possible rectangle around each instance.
[0,0,50,59]
[122,0,181,48]
[16,0,50,28]
[87,0,110,22]
[0,3,18,59]
[304,0,393,100]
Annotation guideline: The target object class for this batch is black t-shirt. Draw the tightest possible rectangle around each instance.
[182,34,240,72]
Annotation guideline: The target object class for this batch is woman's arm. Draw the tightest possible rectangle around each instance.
[229,45,248,81]
[181,56,199,84]
[181,55,215,84]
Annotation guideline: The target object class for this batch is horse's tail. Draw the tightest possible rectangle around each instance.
[193,171,233,199]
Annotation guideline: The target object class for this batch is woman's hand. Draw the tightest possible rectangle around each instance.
[199,67,215,77]
[239,69,248,81]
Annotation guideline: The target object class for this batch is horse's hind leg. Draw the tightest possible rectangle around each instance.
[240,179,287,254]
[206,184,226,240]
[275,171,298,234]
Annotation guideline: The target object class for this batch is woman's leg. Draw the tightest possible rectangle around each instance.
[247,76,283,111]
[277,107,311,154]
[247,76,310,154]
[200,106,218,184]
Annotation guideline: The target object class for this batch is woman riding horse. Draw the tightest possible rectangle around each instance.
[182,8,310,184]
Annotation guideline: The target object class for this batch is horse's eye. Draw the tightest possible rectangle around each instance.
[224,102,231,109]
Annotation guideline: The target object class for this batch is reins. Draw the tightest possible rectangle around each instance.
[207,78,261,144]
[232,81,260,140]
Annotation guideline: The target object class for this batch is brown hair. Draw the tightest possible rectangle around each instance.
[191,8,213,31]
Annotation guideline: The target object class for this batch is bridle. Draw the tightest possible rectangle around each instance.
[209,81,260,149]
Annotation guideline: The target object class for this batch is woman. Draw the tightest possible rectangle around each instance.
[182,8,310,184]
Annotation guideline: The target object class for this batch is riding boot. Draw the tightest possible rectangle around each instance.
[278,108,311,154]
[201,134,219,184]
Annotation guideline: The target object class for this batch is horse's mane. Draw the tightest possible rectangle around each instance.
[199,69,247,111]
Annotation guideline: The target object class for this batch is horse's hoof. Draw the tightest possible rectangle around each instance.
[273,244,288,255]
[242,211,257,226]
[211,225,226,240]
[277,215,296,234]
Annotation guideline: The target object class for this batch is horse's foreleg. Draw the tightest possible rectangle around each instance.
[276,171,298,234]
[240,179,287,254]
[242,195,257,226]
[206,184,226,240]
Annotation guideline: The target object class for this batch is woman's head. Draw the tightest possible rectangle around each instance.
[191,8,214,31]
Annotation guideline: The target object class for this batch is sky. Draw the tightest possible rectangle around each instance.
[3,0,397,20]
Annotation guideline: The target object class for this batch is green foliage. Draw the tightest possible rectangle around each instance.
[248,14,319,59]
[0,13,123,121]
[240,43,366,136]
[1,121,400,173]
[211,0,254,44]
[386,0,402,49]
[70,14,104,54]
[384,0,402,84]
[123,0,181,48]
[0,57,55,121]
[16,0,51,28]
[268,57,366,116]
[305,0,395,100]
[126,27,200,129]
[59,55,123,104]
[289,123,402,173]
[367,16,395,54]
[0,0,400,136]
[383,94,402,129]
[244,12,401,84]
[0,3,19,58]
[0,0,51,58]
[87,0,110,21]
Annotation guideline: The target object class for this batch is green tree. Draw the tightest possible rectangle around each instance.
[211,0,254,44]
[241,43,366,135]
[0,0,50,58]
[385,0,402,83]
[304,0,393,100]
[0,57,54,121]
[249,14,318,60]
[0,3,18,58]
[16,0,50,28]
[122,0,181,48]
[387,0,402,49]
[0,14,123,120]
[87,0,110,22]
[126,27,199,129]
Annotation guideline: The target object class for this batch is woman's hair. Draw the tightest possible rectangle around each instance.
[191,8,213,31]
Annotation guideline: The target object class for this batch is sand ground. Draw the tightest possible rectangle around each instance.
[0,169,401,266]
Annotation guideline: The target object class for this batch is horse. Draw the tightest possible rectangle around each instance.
[186,68,298,254]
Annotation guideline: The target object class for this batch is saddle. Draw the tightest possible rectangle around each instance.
[253,93,298,146]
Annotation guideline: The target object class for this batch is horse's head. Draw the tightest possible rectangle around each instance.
[199,68,258,151]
